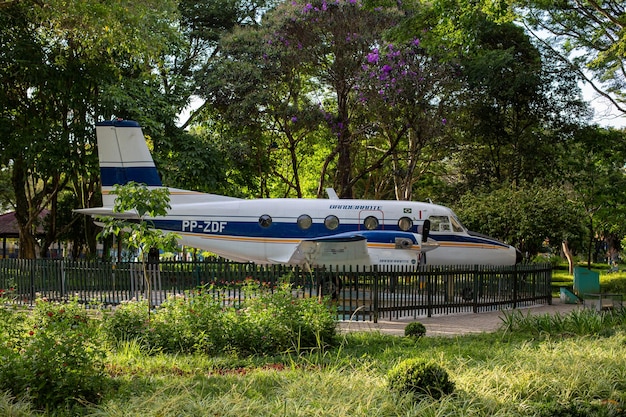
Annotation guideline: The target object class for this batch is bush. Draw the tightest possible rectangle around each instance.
[224,284,337,355]
[0,299,107,410]
[147,292,227,354]
[102,299,150,344]
[404,322,426,338]
[101,285,337,356]
[387,358,455,399]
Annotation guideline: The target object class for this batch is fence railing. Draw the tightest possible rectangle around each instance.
[0,259,552,322]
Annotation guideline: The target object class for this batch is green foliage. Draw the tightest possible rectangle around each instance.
[225,284,337,355]
[0,299,107,410]
[102,285,338,356]
[147,292,227,354]
[102,299,150,343]
[456,183,585,255]
[387,357,455,399]
[519,0,626,105]
[404,321,426,338]
[501,308,626,336]
[97,182,179,257]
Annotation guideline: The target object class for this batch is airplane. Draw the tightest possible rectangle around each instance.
[76,119,523,268]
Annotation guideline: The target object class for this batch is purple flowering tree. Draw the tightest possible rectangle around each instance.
[207,0,456,199]
[354,39,457,200]
[269,0,402,198]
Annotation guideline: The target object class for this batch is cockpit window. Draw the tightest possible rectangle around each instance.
[450,215,465,233]
[429,215,451,232]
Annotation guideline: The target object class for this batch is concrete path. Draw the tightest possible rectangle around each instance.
[338,298,581,337]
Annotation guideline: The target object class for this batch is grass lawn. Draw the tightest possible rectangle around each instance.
[2,266,625,416]
[4,311,626,416]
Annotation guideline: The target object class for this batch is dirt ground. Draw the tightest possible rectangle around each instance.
[337,298,582,337]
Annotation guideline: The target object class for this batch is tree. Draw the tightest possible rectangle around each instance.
[514,0,626,115]
[452,19,588,193]
[205,0,459,199]
[0,0,180,258]
[353,38,457,200]
[560,126,626,265]
[455,184,585,256]
[97,182,179,312]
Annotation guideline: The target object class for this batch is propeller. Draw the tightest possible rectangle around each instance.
[421,219,431,243]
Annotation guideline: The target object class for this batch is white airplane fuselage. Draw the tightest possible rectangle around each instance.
[77,120,522,267]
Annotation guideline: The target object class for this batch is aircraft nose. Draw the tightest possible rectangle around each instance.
[515,248,523,264]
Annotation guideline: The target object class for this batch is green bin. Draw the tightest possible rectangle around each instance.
[573,267,600,298]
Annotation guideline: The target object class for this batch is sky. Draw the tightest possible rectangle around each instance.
[584,86,626,129]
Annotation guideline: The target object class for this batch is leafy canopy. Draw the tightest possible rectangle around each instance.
[97,182,179,257]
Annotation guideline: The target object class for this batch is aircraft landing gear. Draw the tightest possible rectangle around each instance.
[320,276,342,300]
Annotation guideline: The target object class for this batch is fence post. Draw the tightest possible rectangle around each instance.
[513,263,518,309]
[61,259,66,299]
[372,265,379,323]
[473,265,479,313]
[427,266,433,318]
[29,259,35,305]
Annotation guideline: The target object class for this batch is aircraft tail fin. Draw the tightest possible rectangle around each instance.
[96,120,162,207]
[96,120,239,207]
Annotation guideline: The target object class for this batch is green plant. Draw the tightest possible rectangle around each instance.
[229,284,337,355]
[97,182,180,312]
[404,321,426,338]
[147,292,227,354]
[387,358,455,399]
[103,299,150,344]
[0,299,107,410]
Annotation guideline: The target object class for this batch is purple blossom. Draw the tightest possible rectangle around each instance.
[412,38,420,46]
[367,49,379,64]
[291,116,298,123]
[382,64,392,74]
[441,118,447,125]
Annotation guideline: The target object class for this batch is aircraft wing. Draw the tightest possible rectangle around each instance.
[73,207,140,219]
[285,234,371,267]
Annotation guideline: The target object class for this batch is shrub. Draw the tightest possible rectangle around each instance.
[225,284,337,355]
[102,299,150,344]
[0,299,107,409]
[101,285,337,356]
[404,322,426,338]
[387,358,455,399]
[147,292,227,354]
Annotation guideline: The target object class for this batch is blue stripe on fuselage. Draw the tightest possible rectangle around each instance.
[429,233,509,248]
[100,167,162,187]
[146,219,508,247]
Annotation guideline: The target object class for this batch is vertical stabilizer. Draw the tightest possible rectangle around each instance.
[96,120,162,207]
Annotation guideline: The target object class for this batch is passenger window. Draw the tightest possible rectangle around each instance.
[363,216,379,230]
[258,214,272,228]
[398,217,413,231]
[324,215,340,230]
[429,215,451,232]
[297,214,313,230]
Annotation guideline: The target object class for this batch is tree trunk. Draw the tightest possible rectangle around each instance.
[562,241,574,275]
[12,158,38,259]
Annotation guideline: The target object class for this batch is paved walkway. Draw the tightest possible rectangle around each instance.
[338,298,582,337]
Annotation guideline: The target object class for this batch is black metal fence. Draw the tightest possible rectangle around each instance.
[0,259,552,322]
